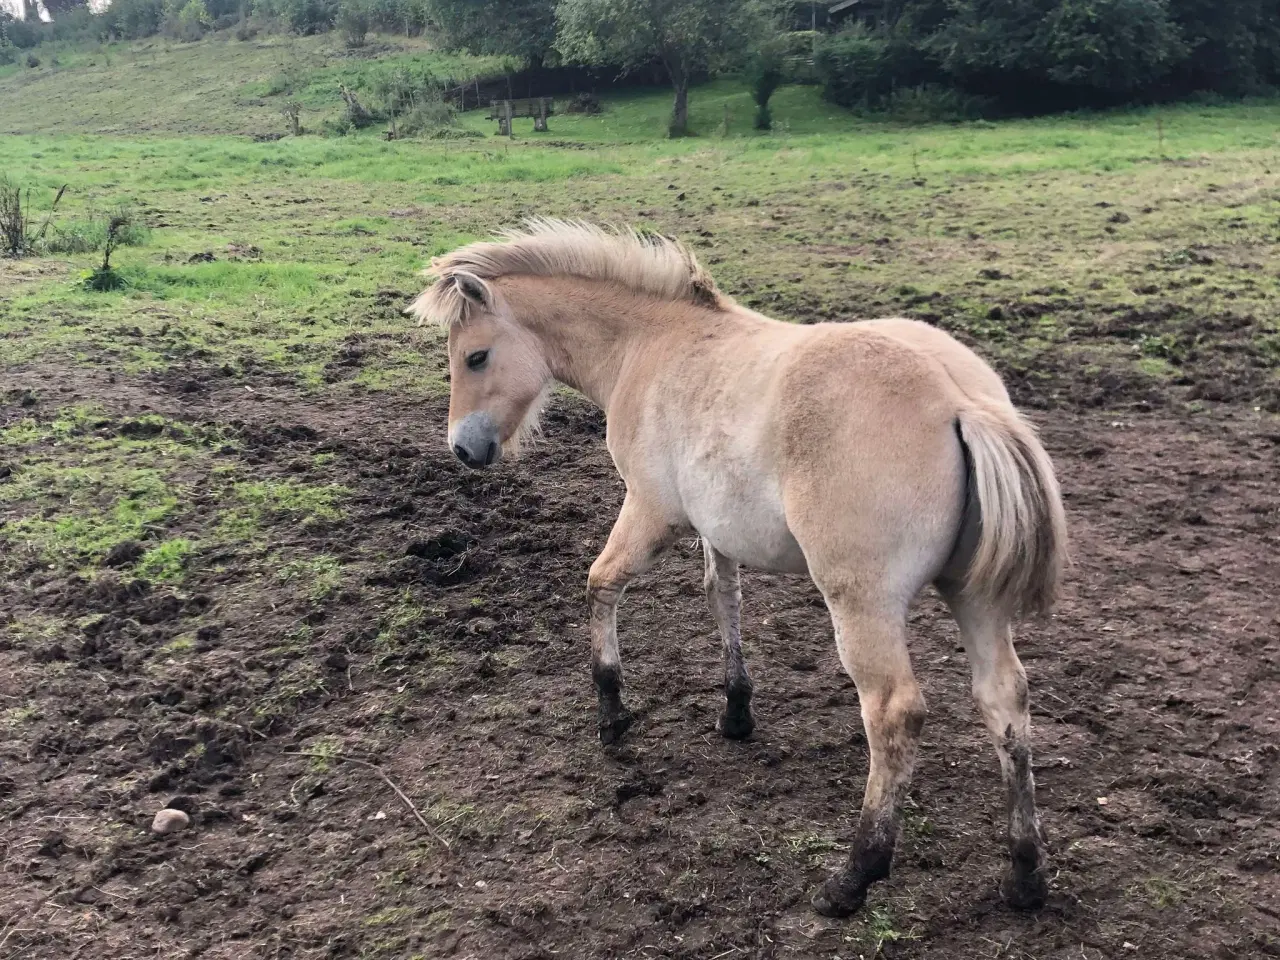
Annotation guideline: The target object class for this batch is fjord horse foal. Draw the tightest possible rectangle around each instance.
[411,220,1067,919]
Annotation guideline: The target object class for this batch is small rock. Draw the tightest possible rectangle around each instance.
[152,808,191,835]
[467,617,497,637]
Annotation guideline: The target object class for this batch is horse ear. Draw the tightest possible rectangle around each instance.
[452,271,491,309]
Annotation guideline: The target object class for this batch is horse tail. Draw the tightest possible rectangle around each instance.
[955,404,1068,617]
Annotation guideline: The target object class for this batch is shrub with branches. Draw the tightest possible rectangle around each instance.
[83,213,135,291]
[0,178,67,259]
[337,0,369,47]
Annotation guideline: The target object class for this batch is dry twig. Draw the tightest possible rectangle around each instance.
[284,750,451,851]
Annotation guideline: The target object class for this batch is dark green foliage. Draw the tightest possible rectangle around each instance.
[361,64,456,136]
[814,0,1279,114]
[1170,0,1280,95]
[744,31,794,130]
[109,0,167,39]
[336,0,369,47]
[931,0,1184,105]
[816,24,939,110]
[426,0,556,67]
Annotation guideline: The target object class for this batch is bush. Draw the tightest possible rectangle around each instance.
[563,92,602,114]
[110,0,166,38]
[82,213,137,292]
[396,95,455,135]
[930,0,1185,107]
[1,10,42,49]
[1,180,68,258]
[745,39,786,131]
[816,25,938,110]
[175,0,212,41]
[281,0,338,35]
[359,63,455,135]
[336,0,368,47]
[264,70,299,95]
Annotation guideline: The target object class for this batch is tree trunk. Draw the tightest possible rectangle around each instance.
[669,75,690,138]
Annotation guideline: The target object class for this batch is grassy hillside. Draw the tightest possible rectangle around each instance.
[0,32,510,136]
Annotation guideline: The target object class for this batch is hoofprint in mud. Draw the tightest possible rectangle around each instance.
[411,219,1068,918]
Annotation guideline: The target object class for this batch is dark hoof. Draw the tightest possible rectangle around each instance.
[598,709,634,746]
[1001,866,1048,911]
[717,702,755,740]
[810,875,867,919]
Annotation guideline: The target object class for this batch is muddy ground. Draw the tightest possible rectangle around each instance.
[1,356,1278,960]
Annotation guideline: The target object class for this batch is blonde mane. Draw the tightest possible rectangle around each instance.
[407,218,728,326]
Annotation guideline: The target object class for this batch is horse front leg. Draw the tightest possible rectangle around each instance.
[587,493,676,746]
[703,539,754,739]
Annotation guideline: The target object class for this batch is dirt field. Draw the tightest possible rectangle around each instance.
[2,348,1278,959]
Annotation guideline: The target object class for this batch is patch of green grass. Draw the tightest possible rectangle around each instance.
[845,905,922,955]
[161,634,196,655]
[277,553,343,602]
[137,538,195,583]
[1130,875,1188,909]
[372,591,431,670]
[784,831,842,866]
[232,479,350,526]
[4,614,69,647]
[0,405,105,445]
[2,466,180,565]
[362,906,416,928]
[0,410,222,570]
[3,705,41,728]
[304,734,343,773]
[247,658,328,729]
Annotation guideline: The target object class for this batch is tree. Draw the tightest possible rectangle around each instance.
[426,0,556,67]
[555,0,775,137]
[745,22,805,130]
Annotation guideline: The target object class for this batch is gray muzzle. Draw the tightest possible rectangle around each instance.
[450,411,501,469]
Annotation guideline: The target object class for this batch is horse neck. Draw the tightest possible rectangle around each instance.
[502,276,675,410]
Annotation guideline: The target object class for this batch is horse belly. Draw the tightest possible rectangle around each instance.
[681,465,808,574]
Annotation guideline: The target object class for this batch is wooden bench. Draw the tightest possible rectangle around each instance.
[488,98,553,134]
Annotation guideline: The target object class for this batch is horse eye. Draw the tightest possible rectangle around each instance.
[465,349,489,371]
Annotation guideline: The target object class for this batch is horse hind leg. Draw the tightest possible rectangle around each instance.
[810,588,925,918]
[942,586,1049,909]
[703,539,754,740]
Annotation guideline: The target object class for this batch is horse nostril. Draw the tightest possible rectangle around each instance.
[484,442,498,466]
[453,444,474,466]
